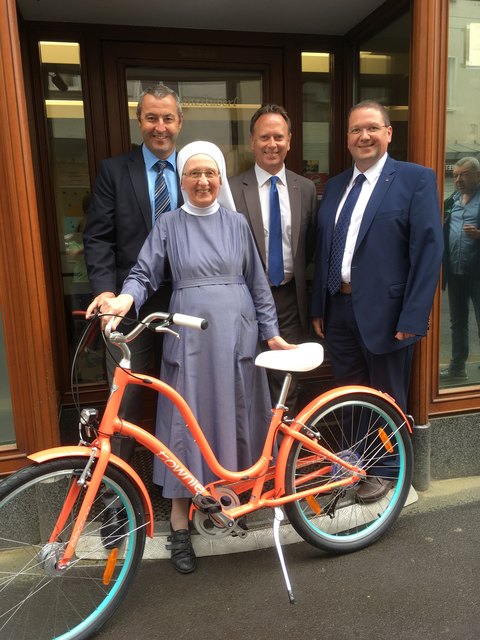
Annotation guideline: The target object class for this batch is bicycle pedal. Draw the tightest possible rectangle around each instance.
[192,494,222,514]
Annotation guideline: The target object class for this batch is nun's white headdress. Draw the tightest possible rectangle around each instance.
[177,141,236,211]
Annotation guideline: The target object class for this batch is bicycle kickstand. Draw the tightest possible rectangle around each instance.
[273,507,296,605]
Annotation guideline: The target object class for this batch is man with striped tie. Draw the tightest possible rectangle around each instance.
[83,84,183,542]
[311,101,443,501]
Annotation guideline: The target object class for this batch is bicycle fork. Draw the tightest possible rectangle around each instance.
[46,443,111,571]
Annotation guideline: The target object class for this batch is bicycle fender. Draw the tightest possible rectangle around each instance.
[28,446,155,538]
[275,385,412,493]
[295,385,412,434]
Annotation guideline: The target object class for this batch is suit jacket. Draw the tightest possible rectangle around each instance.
[230,167,317,334]
[311,156,444,354]
[83,145,182,296]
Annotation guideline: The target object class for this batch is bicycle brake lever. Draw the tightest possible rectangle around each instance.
[155,326,180,339]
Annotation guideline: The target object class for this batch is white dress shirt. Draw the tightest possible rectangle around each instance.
[254,164,293,284]
[335,153,388,283]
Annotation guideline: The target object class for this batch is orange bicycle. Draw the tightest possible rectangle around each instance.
[0,312,413,640]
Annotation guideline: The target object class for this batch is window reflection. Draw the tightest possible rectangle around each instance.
[301,52,330,198]
[125,68,262,177]
[440,2,480,390]
[39,42,104,385]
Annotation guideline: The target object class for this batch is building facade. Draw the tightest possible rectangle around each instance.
[1,0,479,481]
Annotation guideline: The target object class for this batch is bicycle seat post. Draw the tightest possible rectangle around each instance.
[275,372,292,409]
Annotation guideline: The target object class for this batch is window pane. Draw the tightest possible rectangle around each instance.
[39,42,104,385]
[358,12,410,161]
[439,1,480,390]
[301,52,330,197]
[0,308,15,448]
[125,68,262,176]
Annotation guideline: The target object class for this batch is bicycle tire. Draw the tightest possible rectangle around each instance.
[284,391,413,554]
[0,456,146,640]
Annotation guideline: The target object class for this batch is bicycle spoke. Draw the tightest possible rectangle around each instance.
[0,458,146,640]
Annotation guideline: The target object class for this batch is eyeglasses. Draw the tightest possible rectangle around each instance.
[183,170,220,180]
[348,125,390,136]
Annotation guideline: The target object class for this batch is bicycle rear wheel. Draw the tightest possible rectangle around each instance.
[0,457,146,640]
[284,391,413,553]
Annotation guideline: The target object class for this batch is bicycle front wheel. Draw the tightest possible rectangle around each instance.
[284,391,413,554]
[0,457,146,640]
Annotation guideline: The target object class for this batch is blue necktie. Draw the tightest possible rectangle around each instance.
[268,176,284,287]
[154,160,171,221]
[327,173,366,295]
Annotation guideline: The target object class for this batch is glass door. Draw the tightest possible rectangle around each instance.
[39,41,103,386]
[102,42,284,163]
[125,68,263,176]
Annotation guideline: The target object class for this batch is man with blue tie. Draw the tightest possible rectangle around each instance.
[311,100,443,501]
[230,104,317,412]
[83,84,183,542]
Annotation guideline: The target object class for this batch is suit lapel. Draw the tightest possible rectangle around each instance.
[354,158,396,251]
[128,148,153,231]
[286,170,300,256]
[242,168,267,263]
[325,171,353,250]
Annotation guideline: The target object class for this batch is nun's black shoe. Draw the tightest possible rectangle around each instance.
[166,528,197,574]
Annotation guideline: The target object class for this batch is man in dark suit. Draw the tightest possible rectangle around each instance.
[311,100,443,500]
[230,104,317,412]
[84,82,183,445]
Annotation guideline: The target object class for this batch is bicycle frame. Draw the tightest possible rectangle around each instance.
[30,357,411,566]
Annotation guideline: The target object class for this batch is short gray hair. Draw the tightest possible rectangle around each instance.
[455,156,480,172]
[136,83,183,119]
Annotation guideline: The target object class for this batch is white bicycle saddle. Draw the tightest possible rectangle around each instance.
[255,342,324,372]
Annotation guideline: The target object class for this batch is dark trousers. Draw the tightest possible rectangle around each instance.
[324,292,414,413]
[324,292,413,477]
[446,274,480,371]
[267,279,305,414]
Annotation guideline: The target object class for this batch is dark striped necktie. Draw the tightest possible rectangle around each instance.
[154,160,171,221]
[327,173,366,295]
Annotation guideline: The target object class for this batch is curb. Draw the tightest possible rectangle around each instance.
[143,484,425,560]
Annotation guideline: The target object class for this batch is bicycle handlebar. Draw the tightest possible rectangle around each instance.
[170,313,208,331]
[104,311,208,345]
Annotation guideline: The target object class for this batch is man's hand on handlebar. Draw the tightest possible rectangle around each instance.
[86,293,134,330]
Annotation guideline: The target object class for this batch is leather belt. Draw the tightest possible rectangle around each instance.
[340,282,352,294]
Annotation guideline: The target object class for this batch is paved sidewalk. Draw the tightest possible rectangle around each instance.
[96,494,480,640]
